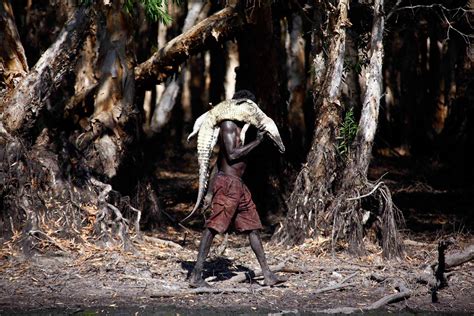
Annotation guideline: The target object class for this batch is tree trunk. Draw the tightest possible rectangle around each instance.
[273,0,349,245]
[77,3,136,179]
[224,41,239,99]
[329,0,403,258]
[3,6,91,136]
[286,13,307,161]
[149,0,208,133]
[0,0,28,92]
[236,1,289,225]
[0,4,141,253]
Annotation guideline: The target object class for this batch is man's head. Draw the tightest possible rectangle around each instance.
[232,90,256,103]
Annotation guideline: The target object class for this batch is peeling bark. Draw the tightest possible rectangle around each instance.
[273,0,349,245]
[330,0,403,258]
[77,4,136,179]
[3,6,91,136]
[0,0,28,91]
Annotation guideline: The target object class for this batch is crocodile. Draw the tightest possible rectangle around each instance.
[182,98,285,222]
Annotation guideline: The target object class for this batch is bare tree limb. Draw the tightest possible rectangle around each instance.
[134,4,247,85]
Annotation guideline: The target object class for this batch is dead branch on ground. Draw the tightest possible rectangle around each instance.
[150,286,265,298]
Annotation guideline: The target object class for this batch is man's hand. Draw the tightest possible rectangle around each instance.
[256,130,267,143]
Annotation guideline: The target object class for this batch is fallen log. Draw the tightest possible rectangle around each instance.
[443,244,474,270]
[366,282,411,310]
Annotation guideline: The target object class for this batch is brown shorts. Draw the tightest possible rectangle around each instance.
[205,172,263,234]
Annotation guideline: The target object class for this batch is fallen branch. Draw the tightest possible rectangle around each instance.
[318,281,411,314]
[150,286,264,297]
[443,244,474,270]
[366,282,411,310]
[313,271,358,294]
[314,282,357,294]
[143,235,182,249]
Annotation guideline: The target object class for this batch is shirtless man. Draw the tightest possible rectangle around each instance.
[189,90,283,288]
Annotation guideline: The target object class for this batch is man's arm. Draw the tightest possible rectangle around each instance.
[221,121,264,163]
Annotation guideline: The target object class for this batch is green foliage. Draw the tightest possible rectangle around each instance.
[81,0,179,24]
[336,107,358,157]
[124,0,176,24]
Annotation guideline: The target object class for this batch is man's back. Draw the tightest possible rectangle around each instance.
[217,120,247,178]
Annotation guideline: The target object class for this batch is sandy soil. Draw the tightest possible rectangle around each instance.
[0,153,473,314]
[1,225,473,315]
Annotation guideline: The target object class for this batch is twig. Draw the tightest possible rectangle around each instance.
[346,181,384,201]
[29,230,68,253]
[143,235,182,249]
[313,282,357,294]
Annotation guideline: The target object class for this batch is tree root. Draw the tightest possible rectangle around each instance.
[330,177,403,258]
[90,177,137,252]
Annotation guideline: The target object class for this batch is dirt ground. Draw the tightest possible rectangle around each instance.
[0,152,473,315]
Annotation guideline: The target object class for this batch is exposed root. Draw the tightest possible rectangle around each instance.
[90,177,136,252]
[1,128,142,253]
[330,176,403,258]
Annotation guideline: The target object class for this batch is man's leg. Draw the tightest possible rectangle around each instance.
[248,230,284,286]
[189,228,216,287]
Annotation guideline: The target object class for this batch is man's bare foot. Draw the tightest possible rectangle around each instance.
[263,272,287,286]
[189,276,212,288]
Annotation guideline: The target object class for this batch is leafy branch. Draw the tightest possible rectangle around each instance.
[336,107,358,157]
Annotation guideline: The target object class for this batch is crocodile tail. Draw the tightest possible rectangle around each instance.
[181,122,216,222]
[187,112,208,142]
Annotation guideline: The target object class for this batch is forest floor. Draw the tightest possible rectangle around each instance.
[0,149,473,315]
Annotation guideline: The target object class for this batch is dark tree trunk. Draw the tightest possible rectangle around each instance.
[235,1,289,225]
[286,12,307,162]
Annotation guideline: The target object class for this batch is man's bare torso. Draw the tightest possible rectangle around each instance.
[217,120,247,178]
